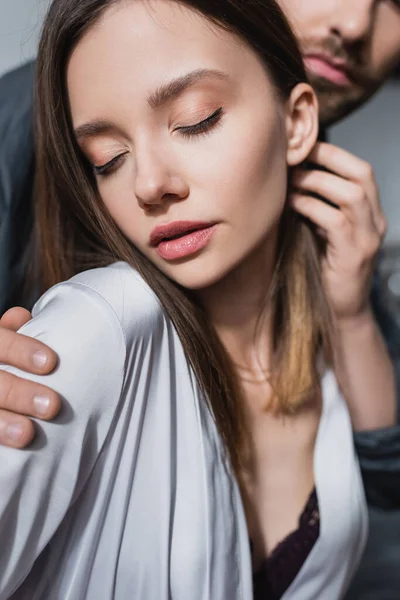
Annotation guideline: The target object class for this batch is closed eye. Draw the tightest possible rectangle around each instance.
[175,107,224,138]
[93,153,127,177]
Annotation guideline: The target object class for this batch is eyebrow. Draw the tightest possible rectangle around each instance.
[147,68,229,109]
[74,120,125,143]
[74,68,229,142]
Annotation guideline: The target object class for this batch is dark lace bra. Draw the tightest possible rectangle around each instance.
[252,488,320,600]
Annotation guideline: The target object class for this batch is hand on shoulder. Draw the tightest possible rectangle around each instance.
[0,307,60,448]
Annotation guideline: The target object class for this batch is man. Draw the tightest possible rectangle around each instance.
[280,0,400,126]
[0,0,399,597]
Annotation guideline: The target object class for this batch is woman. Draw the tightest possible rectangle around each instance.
[0,0,394,598]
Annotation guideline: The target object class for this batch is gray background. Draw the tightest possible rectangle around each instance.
[0,0,48,76]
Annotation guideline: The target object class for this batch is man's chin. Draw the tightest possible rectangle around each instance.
[317,93,363,127]
[308,74,372,127]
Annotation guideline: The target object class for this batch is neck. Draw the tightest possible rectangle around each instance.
[198,231,278,371]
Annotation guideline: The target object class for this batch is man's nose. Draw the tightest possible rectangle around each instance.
[329,0,375,45]
[134,147,189,209]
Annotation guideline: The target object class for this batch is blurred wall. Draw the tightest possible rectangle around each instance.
[0,0,48,78]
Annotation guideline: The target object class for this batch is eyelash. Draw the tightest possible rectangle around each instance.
[92,107,224,177]
[93,154,126,177]
[175,107,223,138]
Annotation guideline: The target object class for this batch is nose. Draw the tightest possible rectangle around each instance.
[329,0,375,45]
[134,144,189,209]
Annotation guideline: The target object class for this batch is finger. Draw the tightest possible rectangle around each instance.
[291,193,382,263]
[290,193,354,248]
[307,142,383,226]
[0,307,33,331]
[0,369,61,420]
[308,143,374,187]
[0,410,35,449]
[0,327,58,375]
[292,169,376,233]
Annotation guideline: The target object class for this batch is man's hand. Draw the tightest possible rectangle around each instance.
[290,142,386,324]
[291,142,396,431]
[0,307,60,448]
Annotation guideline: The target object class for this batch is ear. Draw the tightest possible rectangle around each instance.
[285,83,319,166]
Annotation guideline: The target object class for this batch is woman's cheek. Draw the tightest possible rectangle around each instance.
[100,184,141,242]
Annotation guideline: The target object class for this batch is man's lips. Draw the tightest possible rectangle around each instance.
[149,221,214,246]
[304,54,352,86]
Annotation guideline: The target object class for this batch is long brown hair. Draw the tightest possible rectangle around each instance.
[35,0,335,475]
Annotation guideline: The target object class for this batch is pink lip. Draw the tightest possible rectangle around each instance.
[150,221,217,261]
[304,55,352,86]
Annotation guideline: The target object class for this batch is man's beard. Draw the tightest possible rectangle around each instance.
[299,36,379,127]
[307,72,378,127]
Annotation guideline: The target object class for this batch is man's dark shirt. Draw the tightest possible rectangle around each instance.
[0,62,36,314]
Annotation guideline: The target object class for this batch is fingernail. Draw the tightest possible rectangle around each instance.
[33,351,48,369]
[6,423,24,442]
[34,395,51,415]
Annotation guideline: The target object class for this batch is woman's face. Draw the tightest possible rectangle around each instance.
[68,0,315,290]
